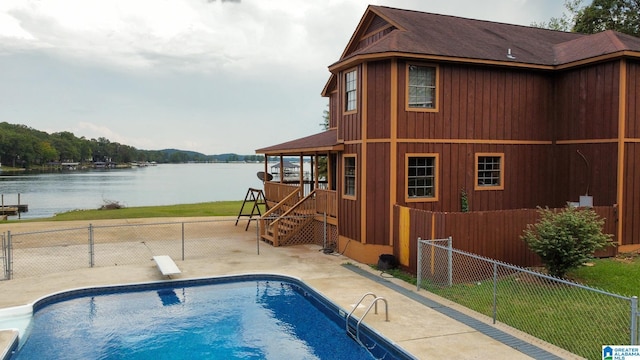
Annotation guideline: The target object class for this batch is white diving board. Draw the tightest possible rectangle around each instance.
[153,255,181,276]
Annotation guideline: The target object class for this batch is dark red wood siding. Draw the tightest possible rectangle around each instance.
[338,145,362,242]
[554,62,620,141]
[624,143,640,245]
[366,60,391,139]
[396,62,555,141]
[365,142,391,245]
[396,143,556,212]
[627,60,640,138]
[623,60,640,245]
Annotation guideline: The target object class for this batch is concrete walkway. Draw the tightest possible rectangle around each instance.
[0,217,582,359]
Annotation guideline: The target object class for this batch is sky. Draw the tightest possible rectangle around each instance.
[0,0,566,155]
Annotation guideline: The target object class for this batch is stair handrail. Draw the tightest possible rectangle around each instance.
[276,190,316,219]
[267,190,316,245]
[262,185,302,218]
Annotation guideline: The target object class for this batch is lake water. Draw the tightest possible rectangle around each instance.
[0,163,266,219]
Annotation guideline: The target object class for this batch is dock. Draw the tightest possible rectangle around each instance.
[1,194,28,219]
[0,205,28,215]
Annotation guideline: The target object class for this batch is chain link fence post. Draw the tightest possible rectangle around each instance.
[447,236,453,287]
[632,296,638,345]
[256,218,260,255]
[416,237,422,292]
[492,262,498,324]
[7,231,12,280]
[181,222,185,261]
[1,232,5,280]
[88,224,94,268]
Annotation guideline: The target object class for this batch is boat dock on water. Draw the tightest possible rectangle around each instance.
[0,194,28,219]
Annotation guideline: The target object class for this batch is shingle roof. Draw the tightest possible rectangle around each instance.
[334,5,640,68]
[255,130,342,155]
[553,30,640,64]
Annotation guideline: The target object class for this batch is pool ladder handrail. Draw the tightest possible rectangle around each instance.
[345,292,389,348]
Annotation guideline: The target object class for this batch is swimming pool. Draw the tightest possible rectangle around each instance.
[10,274,415,359]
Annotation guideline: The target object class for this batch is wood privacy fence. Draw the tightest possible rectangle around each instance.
[393,205,618,274]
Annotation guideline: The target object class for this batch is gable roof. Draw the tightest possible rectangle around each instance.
[330,5,640,72]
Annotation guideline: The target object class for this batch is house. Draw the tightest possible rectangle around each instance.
[256,5,640,265]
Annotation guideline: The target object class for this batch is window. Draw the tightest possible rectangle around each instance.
[406,154,438,202]
[344,156,356,197]
[345,69,357,112]
[476,153,504,190]
[407,64,437,110]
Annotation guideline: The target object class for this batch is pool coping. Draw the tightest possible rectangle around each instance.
[3,272,417,360]
[343,264,565,360]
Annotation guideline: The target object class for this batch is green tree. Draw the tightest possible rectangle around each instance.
[574,0,640,36]
[37,141,59,163]
[521,206,614,278]
[531,0,584,31]
[533,0,640,36]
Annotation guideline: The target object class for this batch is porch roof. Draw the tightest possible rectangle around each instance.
[255,129,342,155]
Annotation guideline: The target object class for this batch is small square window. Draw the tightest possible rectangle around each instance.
[476,154,504,190]
[406,154,438,202]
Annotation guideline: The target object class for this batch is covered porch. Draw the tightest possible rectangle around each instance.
[255,130,342,246]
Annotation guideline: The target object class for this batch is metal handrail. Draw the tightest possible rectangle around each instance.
[345,292,389,349]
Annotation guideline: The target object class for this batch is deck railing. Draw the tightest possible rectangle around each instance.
[267,191,316,246]
[314,189,337,218]
[263,182,300,204]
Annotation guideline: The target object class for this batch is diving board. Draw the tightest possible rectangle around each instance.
[153,255,181,277]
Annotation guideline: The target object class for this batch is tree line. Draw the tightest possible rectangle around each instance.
[534,0,639,36]
[0,122,263,168]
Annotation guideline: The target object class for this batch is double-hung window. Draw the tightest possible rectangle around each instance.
[344,156,356,198]
[407,64,437,110]
[345,69,357,112]
[406,154,438,202]
[475,153,504,190]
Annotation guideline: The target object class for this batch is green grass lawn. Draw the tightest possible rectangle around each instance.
[7,200,263,222]
[567,253,640,296]
[384,254,640,360]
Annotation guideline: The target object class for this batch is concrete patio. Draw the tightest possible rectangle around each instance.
[0,217,582,359]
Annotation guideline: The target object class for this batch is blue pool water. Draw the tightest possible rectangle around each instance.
[11,275,414,360]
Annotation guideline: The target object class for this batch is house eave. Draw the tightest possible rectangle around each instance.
[256,144,344,156]
[328,50,640,74]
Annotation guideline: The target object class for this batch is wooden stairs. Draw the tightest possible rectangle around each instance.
[259,188,317,246]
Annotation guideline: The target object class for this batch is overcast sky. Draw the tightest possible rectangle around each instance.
[0,0,566,155]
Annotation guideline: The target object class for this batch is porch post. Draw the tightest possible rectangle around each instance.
[263,155,268,185]
[279,156,284,184]
[299,155,303,188]
[314,152,319,190]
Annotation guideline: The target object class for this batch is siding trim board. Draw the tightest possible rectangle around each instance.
[617,60,627,245]
[390,59,399,246]
[361,62,368,244]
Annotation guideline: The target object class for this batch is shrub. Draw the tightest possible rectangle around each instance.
[521,206,614,278]
[99,199,125,210]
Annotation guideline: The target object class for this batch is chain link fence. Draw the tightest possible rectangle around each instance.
[417,237,639,360]
[1,215,334,281]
